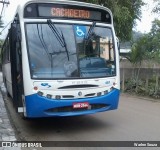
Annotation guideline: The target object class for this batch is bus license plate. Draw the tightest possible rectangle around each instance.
[73,102,89,109]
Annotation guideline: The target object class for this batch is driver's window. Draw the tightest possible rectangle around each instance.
[99,38,114,61]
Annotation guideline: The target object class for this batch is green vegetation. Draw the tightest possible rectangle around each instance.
[0,16,4,64]
[130,19,160,62]
[122,18,160,99]
[129,19,160,65]
[75,0,144,41]
[0,40,3,66]
[153,0,160,14]
[0,16,3,28]
[124,75,160,99]
[120,0,160,99]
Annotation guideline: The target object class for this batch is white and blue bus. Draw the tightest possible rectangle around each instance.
[1,0,120,118]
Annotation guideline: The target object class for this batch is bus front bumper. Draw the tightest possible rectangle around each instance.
[25,89,120,118]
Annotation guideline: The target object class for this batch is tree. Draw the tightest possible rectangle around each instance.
[129,18,160,83]
[153,0,160,14]
[150,19,160,49]
[130,35,149,64]
[148,19,160,63]
[0,39,4,66]
[129,19,160,65]
[0,16,3,28]
[75,0,144,41]
[151,1,160,62]
[126,19,160,92]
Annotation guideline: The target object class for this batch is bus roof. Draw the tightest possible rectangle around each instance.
[17,0,112,11]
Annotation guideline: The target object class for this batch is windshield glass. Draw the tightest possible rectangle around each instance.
[26,23,116,79]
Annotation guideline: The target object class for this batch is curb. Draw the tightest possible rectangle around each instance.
[121,92,160,102]
[0,83,21,150]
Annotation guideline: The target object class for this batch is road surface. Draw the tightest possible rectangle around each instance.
[1,88,160,150]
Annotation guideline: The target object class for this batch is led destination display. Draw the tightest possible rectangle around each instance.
[51,8,90,19]
[38,6,101,21]
[24,3,111,23]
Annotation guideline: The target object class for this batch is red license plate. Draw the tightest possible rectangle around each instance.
[73,102,89,109]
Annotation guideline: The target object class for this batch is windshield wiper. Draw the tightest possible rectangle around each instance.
[36,24,51,61]
[83,21,96,57]
[85,21,96,44]
[47,19,69,61]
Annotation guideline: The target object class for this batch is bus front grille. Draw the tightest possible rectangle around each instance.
[45,104,108,113]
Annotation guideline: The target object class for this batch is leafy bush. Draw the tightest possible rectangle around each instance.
[123,76,160,99]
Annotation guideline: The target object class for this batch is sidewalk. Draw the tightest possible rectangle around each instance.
[0,84,17,142]
[0,72,17,149]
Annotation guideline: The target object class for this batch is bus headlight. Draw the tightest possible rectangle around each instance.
[97,92,102,96]
[47,94,52,99]
[104,90,108,94]
[37,91,44,96]
[55,95,61,99]
[110,87,114,91]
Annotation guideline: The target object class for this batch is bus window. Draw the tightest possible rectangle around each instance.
[26,23,116,79]
[76,26,116,77]
[26,23,77,78]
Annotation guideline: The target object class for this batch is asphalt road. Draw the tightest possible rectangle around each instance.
[2,89,160,150]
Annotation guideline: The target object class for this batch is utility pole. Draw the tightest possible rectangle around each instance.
[0,0,10,16]
[0,1,10,4]
[0,0,10,29]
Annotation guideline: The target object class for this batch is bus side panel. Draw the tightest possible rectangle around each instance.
[2,63,13,97]
[24,89,120,118]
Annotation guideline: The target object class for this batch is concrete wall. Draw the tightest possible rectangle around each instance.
[120,60,160,81]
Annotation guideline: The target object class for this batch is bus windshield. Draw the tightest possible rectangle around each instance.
[26,22,116,79]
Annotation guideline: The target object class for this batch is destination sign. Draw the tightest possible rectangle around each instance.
[24,3,111,23]
[51,8,90,19]
[38,6,101,21]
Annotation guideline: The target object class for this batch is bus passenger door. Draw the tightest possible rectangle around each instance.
[10,18,23,112]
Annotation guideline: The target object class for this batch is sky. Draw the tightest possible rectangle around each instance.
[0,0,159,39]
[135,0,158,33]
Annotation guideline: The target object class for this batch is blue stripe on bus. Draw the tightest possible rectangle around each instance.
[25,89,120,118]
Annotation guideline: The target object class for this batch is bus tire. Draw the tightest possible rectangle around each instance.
[21,95,28,119]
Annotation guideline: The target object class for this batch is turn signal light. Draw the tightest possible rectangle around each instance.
[34,86,38,90]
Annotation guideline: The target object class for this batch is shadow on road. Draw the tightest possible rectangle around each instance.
[25,115,109,133]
